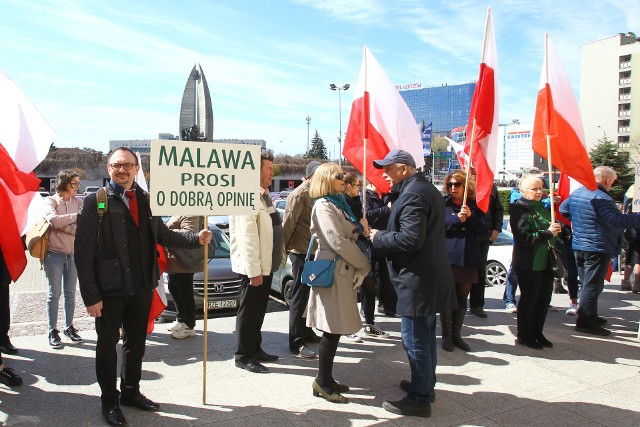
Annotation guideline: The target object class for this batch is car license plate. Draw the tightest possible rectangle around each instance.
[208,300,237,309]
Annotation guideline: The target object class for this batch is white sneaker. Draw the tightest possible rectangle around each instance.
[566,303,578,315]
[505,303,517,313]
[166,321,183,332]
[343,333,363,343]
[171,326,196,339]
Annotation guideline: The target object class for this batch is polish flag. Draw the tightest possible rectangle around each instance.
[0,70,54,281]
[132,150,167,333]
[464,7,499,212]
[445,136,469,171]
[147,244,168,334]
[343,46,424,193]
[532,34,596,191]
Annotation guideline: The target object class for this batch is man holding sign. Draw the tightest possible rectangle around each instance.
[230,151,284,373]
[75,147,212,426]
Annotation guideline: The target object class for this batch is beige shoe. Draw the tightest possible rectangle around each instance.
[171,326,196,339]
[621,279,632,291]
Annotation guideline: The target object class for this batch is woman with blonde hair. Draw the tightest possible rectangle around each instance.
[441,170,488,352]
[510,175,561,349]
[306,163,371,403]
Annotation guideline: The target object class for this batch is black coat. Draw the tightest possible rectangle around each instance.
[443,196,489,268]
[365,189,391,230]
[75,183,200,307]
[372,174,457,316]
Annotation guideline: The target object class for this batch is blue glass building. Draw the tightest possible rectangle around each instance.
[399,82,476,134]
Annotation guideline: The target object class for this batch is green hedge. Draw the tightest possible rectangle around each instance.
[498,189,511,214]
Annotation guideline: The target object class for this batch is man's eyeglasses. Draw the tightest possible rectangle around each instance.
[335,173,345,181]
[69,181,80,189]
[109,163,137,171]
[447,182,462,188]
[350,183,361,187]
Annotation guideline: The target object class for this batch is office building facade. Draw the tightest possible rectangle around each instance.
[581,32,640,152]
[399,82,476,135]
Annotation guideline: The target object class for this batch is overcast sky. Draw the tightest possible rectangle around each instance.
[1,0,638,156]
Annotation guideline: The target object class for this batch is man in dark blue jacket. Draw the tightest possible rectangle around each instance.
[560,166,640,336]
[370,149,456,418]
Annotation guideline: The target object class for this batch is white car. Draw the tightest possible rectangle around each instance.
[273,199,286,219]
[485,230,513,286]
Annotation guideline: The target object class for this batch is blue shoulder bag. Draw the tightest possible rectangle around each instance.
[301,235,338,288]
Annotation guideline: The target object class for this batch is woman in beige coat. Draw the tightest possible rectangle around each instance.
[305,163,371,403]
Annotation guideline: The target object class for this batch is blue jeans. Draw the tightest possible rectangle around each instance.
[44,251,78,332]
[575,251,610,327]
[503,265,518,307]
[400,315,436,406]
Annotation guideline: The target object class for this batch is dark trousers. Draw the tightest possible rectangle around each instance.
[0,284,8,365]
[167,272,196,329]
[514,268,553,341]
[288,253,314,350]
[235,274,273,361]
[95,288,153,406]
[373,256,396,314]
[470,240,491,308]
[0,284,10,344]
[575,251,610,327]
[562,240,579,300]
[359,275,377,324]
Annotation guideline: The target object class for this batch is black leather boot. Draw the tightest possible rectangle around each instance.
[439,312,454,352]
[451,309,471,352]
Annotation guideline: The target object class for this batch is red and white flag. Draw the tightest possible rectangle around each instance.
[445,136,469,171]
[464,7,499,212]
[343,46,424,193]
[147,244,168,334]
[532,34,596,191]
[0,70,54,281]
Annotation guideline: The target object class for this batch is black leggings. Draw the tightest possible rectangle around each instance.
[358,275,377,324]
[316,332,341,387]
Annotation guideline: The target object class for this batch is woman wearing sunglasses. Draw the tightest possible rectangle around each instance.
[441,170,489,352]
[305,163,371,403]
[342,173,389,341]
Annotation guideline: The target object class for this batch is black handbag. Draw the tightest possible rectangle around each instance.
[548,242,566,279]
[301,236,338,288]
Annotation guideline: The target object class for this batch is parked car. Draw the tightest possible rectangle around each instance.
[269,192,281,202]
[270,256,294,306]
[84,186,100,195]
[159,224,241,321]
[209,215,229,237]
[278,190,293,199]
[485,229,513,287]
[273,199,286,219]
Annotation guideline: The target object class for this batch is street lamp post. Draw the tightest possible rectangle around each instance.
[330,83,350,166]
[305,114,311,153]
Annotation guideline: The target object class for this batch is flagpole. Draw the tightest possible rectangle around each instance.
[543,33,556,223]
[362,46,368,218]
[463,8,490,207]
[463,119,477,206]
[202,214,209,404]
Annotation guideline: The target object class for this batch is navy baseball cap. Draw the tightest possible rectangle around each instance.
[372,149,416,169]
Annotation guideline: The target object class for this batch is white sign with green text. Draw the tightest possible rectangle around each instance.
[150,139,261,215]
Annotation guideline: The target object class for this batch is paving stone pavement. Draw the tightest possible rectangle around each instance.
[1,255,639,426]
